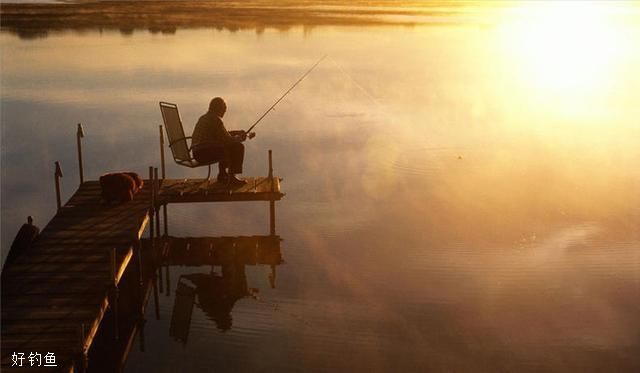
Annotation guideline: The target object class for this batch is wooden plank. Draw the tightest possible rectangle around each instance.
[2,307,100,321]
[44,217,145,231]
[164,192,283,203]
[23,245,130,255]
[3,296,103,310]
[4,249,131,287]
[38,229,139,240]
[5,262,118,274]
[2,327,80,347]
[10,252,129,265]
[2,281,107,296]
[29,237,137,246]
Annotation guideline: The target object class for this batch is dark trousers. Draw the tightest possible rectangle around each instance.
[193,142,244,174]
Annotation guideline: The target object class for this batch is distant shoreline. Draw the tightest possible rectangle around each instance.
[0,0,495,39]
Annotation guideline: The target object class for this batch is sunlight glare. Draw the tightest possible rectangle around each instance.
[500,1,630,102]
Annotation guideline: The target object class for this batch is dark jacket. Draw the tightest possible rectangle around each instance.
[192,111,232,151]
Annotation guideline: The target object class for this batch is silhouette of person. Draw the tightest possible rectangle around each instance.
[192,97,250,184]
[184,263,249,331]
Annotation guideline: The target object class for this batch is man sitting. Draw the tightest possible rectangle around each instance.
[192,97,249,184]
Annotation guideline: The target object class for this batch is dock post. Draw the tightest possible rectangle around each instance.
[159,125,166,179]
[77,123,85,184]
[160,125,169,237]
[268,150,276,236]
[109,247,119,341]
[152,167,161,320]
[54,161,63,211]
[152,167,164,298]
[146,167,154,304]
[154,168,161,237]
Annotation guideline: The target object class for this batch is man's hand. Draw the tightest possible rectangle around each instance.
[229,130,247,142]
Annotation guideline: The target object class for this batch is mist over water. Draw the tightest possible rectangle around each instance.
[1,5,639,371]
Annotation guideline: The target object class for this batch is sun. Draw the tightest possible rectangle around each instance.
[499,1,631,102]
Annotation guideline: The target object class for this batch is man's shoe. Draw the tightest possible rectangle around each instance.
[229,175,247,185]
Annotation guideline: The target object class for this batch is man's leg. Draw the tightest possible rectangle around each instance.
[218,162,227,177]
[226,142,245,184]
[195,147,227,182]
[228,142,245,174]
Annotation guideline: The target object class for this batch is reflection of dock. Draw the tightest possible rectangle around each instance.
[155,235,283,342]
[152,235,283,267]
[2,164,283,371]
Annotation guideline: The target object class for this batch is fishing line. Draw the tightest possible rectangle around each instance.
[327,56,388,113]
[245,54,328,134]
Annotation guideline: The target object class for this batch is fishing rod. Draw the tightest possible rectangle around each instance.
[245,54,327,135]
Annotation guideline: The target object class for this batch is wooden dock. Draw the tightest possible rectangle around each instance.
[1,174,283,372]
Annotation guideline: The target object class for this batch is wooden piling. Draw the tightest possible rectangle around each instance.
[159,125,166,179]
[154,168,160,237]
[77,123,85,184]
[268,150,276,236]
[159,124,169,237]
[54,161,63,211]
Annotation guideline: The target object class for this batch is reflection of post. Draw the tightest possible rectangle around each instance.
[148,167,155,245]
[76,123,85,184]
[139,318,146,352]
[269,264,277,289]
[166,266,171,297]
[268,150,276,236]
[54,161,63,211]
[158,240,164,293]
[153,270,160,320]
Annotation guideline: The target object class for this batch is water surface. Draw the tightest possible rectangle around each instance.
[1,3,639,372]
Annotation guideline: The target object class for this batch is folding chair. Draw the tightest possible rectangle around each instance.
[159,101,217,179]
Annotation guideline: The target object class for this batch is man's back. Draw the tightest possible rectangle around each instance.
[192,111,231,151]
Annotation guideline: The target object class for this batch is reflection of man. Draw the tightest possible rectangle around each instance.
[192,97,249,184]
[184,263,249,331]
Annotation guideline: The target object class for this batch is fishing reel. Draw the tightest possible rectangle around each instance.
[230,130,256,141]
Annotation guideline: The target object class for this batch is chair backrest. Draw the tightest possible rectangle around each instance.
[159,102,192,162]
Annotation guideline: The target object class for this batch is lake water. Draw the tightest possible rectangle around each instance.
[1,2,639,372]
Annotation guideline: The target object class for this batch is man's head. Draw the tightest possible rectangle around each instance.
[209,97,227,117]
